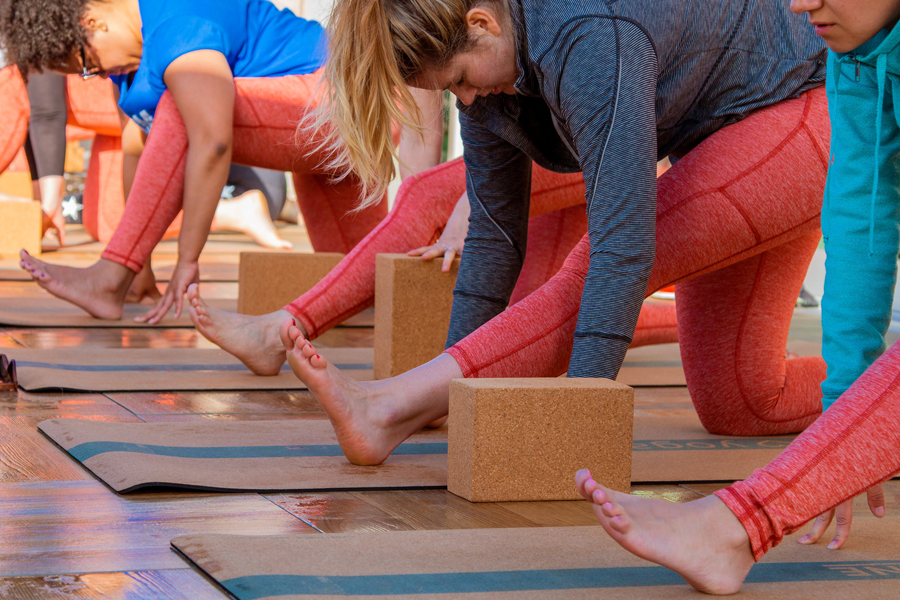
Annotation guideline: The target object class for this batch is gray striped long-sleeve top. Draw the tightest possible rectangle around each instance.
[446,0,827,378]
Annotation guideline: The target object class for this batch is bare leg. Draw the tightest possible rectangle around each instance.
[212,190,292,250]
[19,251,135,320]
[574,470,755,595]
[187,283,297,375]
[124,260,162,304]
[281,318,459,465]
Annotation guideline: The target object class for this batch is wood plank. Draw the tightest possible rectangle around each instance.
[0,569,229,599]
[0,281,237,300]
[0,330,24,349]
[3,328,214,351]
[1,392,139,420]
[140,413,328,423]
[352,490,539,530]
[106,390,325,416]
[496,499,602,527]
[0,415,143,484]
[0,481,315,576]
[264,492,415,534]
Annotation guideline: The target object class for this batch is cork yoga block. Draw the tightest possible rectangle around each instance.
[237,252,344,315]
[374,254,459,379]
[0,199,42,260]
[447,378,634,502]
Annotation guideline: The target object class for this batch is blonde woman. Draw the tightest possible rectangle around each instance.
[278,0,831,465]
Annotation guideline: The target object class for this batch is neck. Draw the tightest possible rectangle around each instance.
[118,0,143,42]
[96,0,144,44]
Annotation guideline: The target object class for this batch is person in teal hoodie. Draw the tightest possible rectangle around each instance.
[815,1,900,411]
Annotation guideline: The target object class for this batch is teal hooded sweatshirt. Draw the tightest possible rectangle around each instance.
[821,26,900,409]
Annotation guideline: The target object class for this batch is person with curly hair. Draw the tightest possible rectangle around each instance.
[2,0,444,322]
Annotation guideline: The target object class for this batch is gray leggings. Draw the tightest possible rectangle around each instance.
[23,71,67,180]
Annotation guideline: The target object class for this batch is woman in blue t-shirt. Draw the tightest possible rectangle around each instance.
[1,0,443,322]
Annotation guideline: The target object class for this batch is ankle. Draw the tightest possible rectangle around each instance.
[93,259,137,295]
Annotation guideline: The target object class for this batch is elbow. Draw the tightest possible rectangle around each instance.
[213,141,230,158]
[193,135,233,162]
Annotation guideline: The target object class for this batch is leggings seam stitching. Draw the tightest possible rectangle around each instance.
[658,97,811,223]
[757,370,900,510]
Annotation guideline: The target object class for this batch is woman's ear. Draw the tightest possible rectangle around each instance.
[465,7,503,37]
[81,10,109,35]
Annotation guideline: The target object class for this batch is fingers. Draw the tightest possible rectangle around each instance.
[868,483,886,518]
[174,287,185,320]
[137,291,174,324]
[798,510,834,545]
[441,248,456,272]
[409,243,461,267]
[829,499,854,550]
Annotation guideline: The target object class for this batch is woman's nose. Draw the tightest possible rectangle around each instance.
[789,0,823,15]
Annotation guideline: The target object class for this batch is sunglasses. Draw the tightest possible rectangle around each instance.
[80,44,98,80]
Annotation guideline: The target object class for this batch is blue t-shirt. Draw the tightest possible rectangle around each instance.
[113,0,325,132]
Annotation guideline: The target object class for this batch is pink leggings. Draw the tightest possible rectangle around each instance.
[0,66,29,175]
[443,87,830,437]
[717,340,900,560]
[101,72,387,273]
[285,159,679,346]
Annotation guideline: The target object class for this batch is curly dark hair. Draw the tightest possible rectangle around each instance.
[0,0,94,79]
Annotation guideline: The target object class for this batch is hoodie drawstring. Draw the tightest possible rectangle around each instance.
[870,53,888,257]
[824,54,840,244]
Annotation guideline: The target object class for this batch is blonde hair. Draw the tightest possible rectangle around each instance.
[308,0,490,209]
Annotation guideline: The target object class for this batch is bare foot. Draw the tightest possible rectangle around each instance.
[575,470,755,595]
[187,283,292,375]
[213,190,293,250]
[124,262,162,304]
[19,251,134,320]
[282,320,444,465]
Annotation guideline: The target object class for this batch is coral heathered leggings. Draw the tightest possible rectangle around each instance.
[285,158,679,348]
[101,72,387,272]
[442,87,830,437]
[716,339,900,560]
[0,66,31,175]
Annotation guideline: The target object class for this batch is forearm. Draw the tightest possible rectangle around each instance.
[177,140,232,263]
[398,88,444,179]
[121,118,146,201]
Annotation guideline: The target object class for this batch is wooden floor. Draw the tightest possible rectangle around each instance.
[0,225,816,599]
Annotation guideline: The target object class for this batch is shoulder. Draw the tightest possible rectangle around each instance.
[518,1,656,64]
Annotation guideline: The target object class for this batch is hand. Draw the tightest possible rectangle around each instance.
[136,259,199,324]
[798,483,886,550]
[408,237,464,273]
[407,193,470,273]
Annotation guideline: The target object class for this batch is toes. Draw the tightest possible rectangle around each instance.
[575,470,593,499]
[186,283,199,301]
[288,326,305,347]
[600,501,623,518]
[300,341,317,359]
[609,514,632,535]
[310,353,327,369]
[590,488,609,507]
[279,318,296,350]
